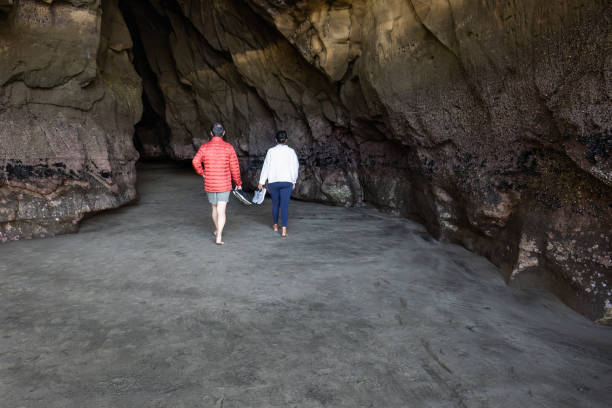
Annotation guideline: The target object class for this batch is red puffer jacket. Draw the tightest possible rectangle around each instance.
[192,137,242,192]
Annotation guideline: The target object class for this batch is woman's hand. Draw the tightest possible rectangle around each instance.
[292,183,295,191]
[258,184,263,191]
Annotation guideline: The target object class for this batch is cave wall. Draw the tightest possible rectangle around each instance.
[0,0,610,322]
[0,0,142,239]
[121,0,611,321]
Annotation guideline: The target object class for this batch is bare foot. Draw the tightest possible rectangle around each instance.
[281,227,287,237]
[273,224,278,232]
[215,239,224,245]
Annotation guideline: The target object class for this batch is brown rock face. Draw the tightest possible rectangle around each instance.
[1,0,610,322]
[0,0,142,240]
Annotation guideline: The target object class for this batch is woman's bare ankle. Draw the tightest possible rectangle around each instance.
[273,224,278,232]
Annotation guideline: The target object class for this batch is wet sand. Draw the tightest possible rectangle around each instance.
[1,162,611,407]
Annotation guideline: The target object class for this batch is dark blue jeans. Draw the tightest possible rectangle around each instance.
[268,182,292,227]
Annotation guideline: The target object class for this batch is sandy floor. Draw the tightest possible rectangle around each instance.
[1,162,611,407]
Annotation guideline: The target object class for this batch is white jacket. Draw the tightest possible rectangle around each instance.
[259,144,299,184]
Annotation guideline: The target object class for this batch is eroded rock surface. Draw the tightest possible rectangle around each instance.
[0,0,142,240]
[1,0,610,321]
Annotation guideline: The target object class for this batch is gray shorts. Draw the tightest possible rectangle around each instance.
[207,190,231,205]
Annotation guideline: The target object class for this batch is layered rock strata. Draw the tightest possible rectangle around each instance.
[1,0,610,322]
[0,0,142,240]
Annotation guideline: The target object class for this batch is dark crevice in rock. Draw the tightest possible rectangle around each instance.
[0,0,13,13]
[119,0,172,159]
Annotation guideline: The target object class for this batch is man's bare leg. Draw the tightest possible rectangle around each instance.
[215,201,227,245]
[211,204,219,236]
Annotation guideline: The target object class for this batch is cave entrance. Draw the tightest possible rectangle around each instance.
[119,0,173,161]
[133,88,172,160]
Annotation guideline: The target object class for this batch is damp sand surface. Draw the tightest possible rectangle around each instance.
[1,162,611,407]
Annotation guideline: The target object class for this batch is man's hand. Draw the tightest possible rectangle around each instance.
[236,185,242,190]
[257,184,263,191]
[292,183,295,191]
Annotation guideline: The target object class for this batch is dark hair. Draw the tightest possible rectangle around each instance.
[275,130,288,143]
[211,122,225,136]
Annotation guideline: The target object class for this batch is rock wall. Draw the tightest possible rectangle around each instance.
[1,0,610,322]
[0,0,142,240]
[119,0,611,321]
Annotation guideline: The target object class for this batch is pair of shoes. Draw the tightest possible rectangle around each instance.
[232,188,252,205]
[252,188,266,204]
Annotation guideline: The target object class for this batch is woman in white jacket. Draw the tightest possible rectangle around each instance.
[257,131,299,237]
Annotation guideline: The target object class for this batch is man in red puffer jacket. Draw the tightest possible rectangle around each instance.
[192,122,242,245]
